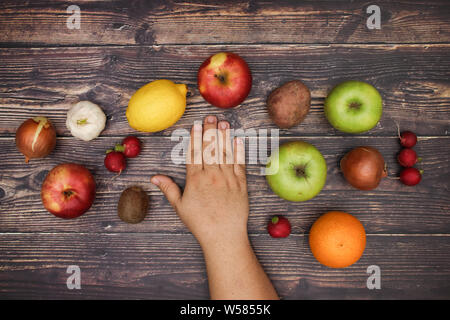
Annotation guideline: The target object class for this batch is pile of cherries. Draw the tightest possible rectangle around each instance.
[397,131,422,186]
[104,136,142,174]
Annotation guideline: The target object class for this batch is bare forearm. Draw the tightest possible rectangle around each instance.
[153,116,278,300]
[201,236,279,300]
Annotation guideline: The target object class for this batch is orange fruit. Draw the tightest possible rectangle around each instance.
[309,211,366,268]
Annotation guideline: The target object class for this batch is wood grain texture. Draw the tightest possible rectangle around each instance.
[1,45,449,137]
[0,0,449,46]
[1,136,449,234]
[1,0,449,300]
[0,233,449,299]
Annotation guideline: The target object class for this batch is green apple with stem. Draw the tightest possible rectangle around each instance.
[324,81,382,133]
[266,141,327,202]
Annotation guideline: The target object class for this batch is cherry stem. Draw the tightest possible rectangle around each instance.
[386,176,400,180]
[393,120,401,139]
[114,144,125,152]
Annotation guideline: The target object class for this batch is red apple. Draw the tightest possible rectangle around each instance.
[197,52,252,108]
[41,163,96,219]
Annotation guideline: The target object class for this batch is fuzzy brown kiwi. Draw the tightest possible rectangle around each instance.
[118,186,149,223]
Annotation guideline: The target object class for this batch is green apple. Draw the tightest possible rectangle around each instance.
[324,81,382,133]
[266,141,327,202]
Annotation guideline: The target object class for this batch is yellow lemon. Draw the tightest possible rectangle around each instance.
[126,79,187,132]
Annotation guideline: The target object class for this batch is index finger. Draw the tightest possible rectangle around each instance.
[186,121,203,175]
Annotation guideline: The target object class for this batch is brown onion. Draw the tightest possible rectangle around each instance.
[15,117,56,163]
[340,146,387,190]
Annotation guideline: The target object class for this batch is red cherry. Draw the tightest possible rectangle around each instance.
[397,148,418,167]
[104,151,126,173]
[267,216,291,238]
[400,167,422,186]
[400,131,417,148]
[121,136,142,158]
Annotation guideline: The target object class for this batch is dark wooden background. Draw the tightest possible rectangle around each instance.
[0,0,449,299]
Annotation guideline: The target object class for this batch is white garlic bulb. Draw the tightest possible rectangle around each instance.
[66,101,106,141]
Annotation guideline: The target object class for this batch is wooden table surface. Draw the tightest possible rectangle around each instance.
[0,0,449,299]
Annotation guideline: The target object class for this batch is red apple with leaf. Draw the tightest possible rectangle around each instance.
[197,52,252,109]
[41,163,96,219]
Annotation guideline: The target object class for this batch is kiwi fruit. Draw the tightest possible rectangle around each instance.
[267,80,311,129]
[118,186,148,224]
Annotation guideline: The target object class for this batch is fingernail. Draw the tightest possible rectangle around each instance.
[151,177,160,185]
[206,115,216,124]
[194,123,202,132]
[219,121,229,129]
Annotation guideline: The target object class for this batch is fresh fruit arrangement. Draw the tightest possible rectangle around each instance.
[15,50,425,270]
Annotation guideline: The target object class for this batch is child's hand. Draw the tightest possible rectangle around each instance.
[151,115,249,249]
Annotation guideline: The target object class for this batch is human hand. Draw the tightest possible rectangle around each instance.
[151,115,249,250]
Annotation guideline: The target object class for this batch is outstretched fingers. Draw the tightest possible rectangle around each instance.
[187,115,245,183]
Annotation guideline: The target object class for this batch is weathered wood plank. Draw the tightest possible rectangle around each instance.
[0,0,449,46]
[1,45,449,137]
[0,233,449,299]
[1,136,448,234]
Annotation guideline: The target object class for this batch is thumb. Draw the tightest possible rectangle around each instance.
[151,175,182,209]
